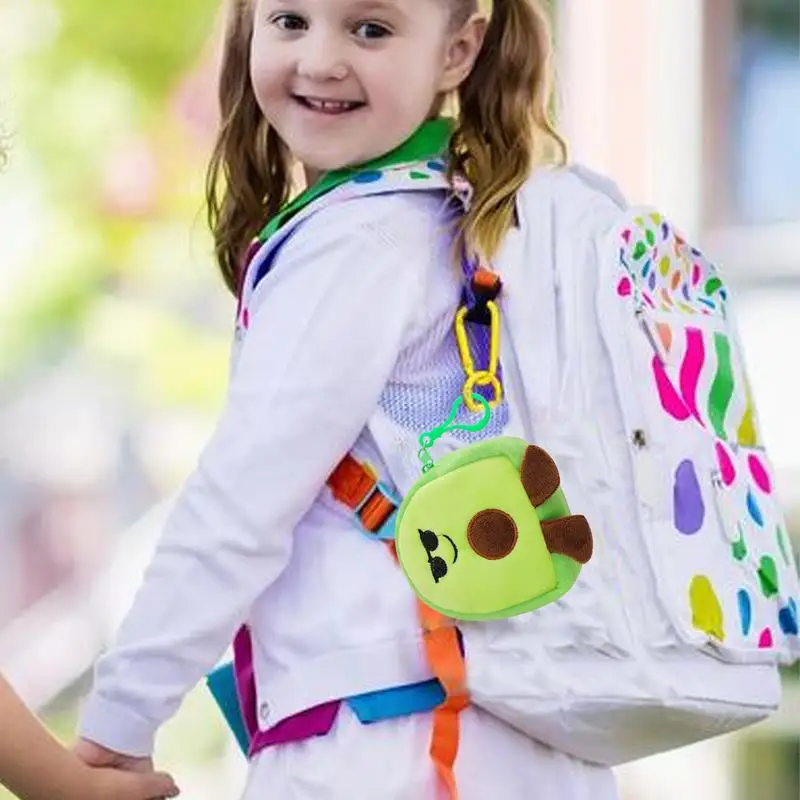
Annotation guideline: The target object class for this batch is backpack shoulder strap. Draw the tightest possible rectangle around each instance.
[327,453,400,540]
[237,159,454,317]
[494,164,629,441]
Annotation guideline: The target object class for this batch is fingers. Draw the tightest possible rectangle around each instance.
[139,770,180,799]
[74,738,115,768]
[90,765,180,799]
[112,768,180,799]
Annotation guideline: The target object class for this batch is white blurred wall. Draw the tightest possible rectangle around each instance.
[556,0,704,236]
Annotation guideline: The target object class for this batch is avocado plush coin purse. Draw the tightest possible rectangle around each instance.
[393,393,593,621]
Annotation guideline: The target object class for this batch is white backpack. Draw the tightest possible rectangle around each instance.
[452,164,800,765]
[211,156,798,767]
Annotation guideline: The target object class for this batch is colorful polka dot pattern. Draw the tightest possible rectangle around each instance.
[680,413,795,652]
[779,599,798,636]
[616,209,798,657]
[689,575,724,641]
[617,213,728,317]
[351,160,447,186]
[673,460,704,535]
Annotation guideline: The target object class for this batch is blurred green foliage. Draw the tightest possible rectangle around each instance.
[50,0,218,102]
[0,0,230,412]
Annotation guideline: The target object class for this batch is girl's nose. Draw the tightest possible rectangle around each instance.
[296,35,349,82]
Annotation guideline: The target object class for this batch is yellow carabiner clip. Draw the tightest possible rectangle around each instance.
[454,299,503,412]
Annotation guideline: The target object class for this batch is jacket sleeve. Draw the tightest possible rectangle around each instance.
[77,192,447,756]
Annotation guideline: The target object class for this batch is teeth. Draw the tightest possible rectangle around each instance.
[303,98,358,112]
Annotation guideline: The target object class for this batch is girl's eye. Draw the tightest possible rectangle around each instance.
[353,21,391,39]
[272,13,307,31]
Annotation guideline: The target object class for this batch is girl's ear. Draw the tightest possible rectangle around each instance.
[438,14,488,94]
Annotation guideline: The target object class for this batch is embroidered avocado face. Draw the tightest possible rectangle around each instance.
[394,438,592,620]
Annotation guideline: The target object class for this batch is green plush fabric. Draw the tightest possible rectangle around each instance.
[395,437,582,620]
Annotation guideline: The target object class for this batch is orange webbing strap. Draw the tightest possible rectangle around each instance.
[418,601,469,799]
[387,543,469,799]
[329,456,469,797]
[327,453,377,509]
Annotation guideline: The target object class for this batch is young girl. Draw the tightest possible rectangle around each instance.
[0,674,178,799]
[75,0,620,797]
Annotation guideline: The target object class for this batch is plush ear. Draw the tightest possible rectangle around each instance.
[541,515,593,564]
[520,445,561,507]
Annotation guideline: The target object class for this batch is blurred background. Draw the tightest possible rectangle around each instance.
[0,0,797,797]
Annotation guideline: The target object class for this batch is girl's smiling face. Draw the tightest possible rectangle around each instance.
[250,0,484,178]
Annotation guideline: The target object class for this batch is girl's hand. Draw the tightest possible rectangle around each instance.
[73,739,179,799]
[74,738,153,774]
[83,765,179,799]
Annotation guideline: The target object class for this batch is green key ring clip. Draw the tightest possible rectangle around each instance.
[417,393,492,474]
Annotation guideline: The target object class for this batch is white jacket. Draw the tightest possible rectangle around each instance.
[79,187,486,755]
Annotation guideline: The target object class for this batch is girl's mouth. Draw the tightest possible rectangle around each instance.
[293,96,366,115]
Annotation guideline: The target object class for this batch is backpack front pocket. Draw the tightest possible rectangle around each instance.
[599,210,799,663]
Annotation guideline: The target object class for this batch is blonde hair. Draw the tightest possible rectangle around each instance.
[449,0,566,262]
[206,0,290,294]
[206,0,565,294]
